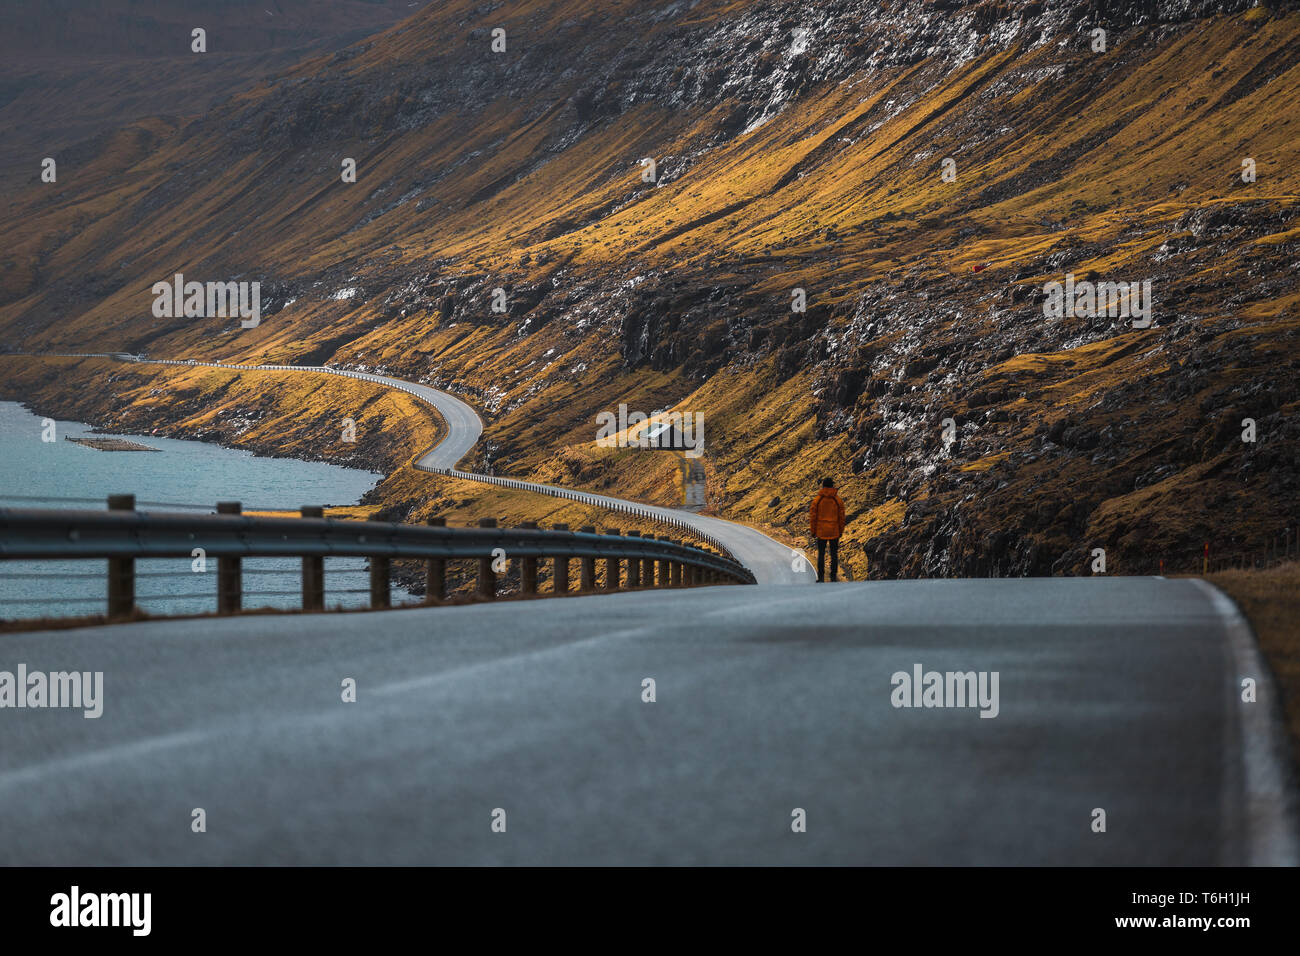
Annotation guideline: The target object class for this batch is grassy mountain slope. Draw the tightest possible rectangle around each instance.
[2,0,1297,578]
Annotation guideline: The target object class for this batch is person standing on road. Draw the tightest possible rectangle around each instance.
[808,478,846,583]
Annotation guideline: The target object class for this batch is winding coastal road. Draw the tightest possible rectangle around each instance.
[140,356,813,585]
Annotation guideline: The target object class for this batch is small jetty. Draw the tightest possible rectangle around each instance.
[65,436,161,452]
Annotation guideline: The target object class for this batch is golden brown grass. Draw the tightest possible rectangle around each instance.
[1,8,1296,583]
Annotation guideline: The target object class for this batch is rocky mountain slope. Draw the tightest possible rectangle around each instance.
[2,0,1297,578]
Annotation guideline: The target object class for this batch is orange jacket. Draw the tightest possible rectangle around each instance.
[809,487,846,540]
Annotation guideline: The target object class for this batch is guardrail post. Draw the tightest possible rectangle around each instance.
[425,517,447,602]
[626,531,642,587]
[604,529,622,590]
[301,506,325,610]
[580,526,596,591]
[106,494,136,618]
[552,523,570,594]
[370,555,391,609]
[670,545,683,588]
[520,521,538,594]
[642,548,655,588]
[217,501,242,614]
[477,517,497,599]
[656,537,671,588]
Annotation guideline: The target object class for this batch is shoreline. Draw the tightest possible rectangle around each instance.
[0,396,390,511]
[2,397,387,476]
[0,353,414,499]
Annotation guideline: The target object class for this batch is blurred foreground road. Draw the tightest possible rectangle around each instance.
[1,577,1293,865]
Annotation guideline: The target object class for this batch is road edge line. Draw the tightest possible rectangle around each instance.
[1191,578,1300,866]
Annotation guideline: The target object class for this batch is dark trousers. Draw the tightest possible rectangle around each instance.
[816,538,839,582]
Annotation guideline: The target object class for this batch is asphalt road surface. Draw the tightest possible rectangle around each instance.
[1,577,1292,865]
[146,359,485,469]
[139,357,811,584]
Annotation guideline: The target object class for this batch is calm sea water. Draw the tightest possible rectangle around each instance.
[0,400,412,620]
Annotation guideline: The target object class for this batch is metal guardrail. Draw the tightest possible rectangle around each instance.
[419,466,733,554]
[44,355,750,571]
[0,495,754,621]
[147,358,741,561]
